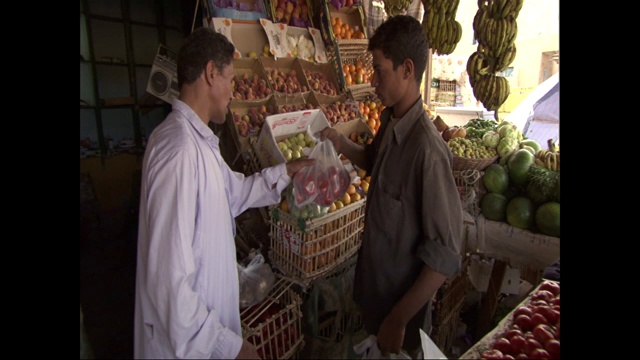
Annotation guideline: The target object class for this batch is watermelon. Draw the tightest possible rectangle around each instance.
[507,149,534,188]
[506,197,535,229]
[536,201,560,237]
[483,164,509,194]
[480,193,508,221]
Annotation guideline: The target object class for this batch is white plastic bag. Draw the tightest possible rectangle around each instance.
[237,253,275,309]
[353,335,411,360]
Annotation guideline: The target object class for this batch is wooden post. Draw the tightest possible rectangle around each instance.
[475,259,507,340]
[425,48,433,109]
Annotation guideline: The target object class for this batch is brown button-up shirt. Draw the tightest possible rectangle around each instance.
[355,96,464,351]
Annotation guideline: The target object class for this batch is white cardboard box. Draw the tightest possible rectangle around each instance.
[255,109,331,168]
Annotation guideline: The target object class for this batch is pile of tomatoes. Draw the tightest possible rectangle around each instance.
[481,280,560,359]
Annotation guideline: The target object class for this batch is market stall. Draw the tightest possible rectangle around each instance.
[198,0,559,358]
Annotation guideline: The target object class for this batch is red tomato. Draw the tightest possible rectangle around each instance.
[504,329,524,340]
[531,290,555,303]
[480,349,504,359]
[492,337,514,355]
[533,324,556,345]
[530,313,549,327]
[513,306,533,319]
[529,348,551,359]
[536,305,560,325]
[524,338,543,356]
[544,339,560,359]
[550,297,560,306]
[509,335,527,354]
[539,281,560,296]
[514,353,529,359]
[515,314,534,331]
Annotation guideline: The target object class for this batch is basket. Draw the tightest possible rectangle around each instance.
[268,198,366,287]
[452,155,498,171]
[241,276,305,359]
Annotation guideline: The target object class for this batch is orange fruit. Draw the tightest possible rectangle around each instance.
[366,176,371,183]
[347,184,356,195]
[341,193,351,205]
[350,192,361,202]
[369,102,377,111]
[361,180,369,193]
[367,119,376,129]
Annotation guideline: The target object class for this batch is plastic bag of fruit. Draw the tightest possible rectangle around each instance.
[292,138,350,208]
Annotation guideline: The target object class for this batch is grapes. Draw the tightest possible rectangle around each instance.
[447,137,498,159]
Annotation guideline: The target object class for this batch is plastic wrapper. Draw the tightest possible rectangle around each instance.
[238,253,276,309]
[292,138,350,208]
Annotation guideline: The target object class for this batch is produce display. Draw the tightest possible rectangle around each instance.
[478,122,560,237]
[272,0,312,28]
[304,69,339,96]
[277,132,317,162]
[330,16,366,40]
[232,103,277,137]
[233,72,272,101]
[464,280,560,359]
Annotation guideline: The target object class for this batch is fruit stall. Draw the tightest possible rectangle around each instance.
[197,0,559,358]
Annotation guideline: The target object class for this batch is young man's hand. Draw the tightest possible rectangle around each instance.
[285,157,315,177]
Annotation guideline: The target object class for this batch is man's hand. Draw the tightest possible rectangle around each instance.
[236,339,261,359]
[376,313,406,355]
[320,127,344,153]
[285,157,315,177]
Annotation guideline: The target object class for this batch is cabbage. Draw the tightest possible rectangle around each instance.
[498,124,518,139]
[498,137,518,158]
[482,131,500,148]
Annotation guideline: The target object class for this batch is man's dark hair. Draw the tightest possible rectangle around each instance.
[176,27,236,88]
[368,15,429,84]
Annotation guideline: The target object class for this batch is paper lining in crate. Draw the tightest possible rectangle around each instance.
[241,275,305,359]
[268,198,366,286]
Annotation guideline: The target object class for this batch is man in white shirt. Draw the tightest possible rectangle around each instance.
[134,27,313,359]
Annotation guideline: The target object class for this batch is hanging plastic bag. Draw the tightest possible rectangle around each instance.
[292,137,351,208]
[353,335,412,359]
[237,253,275,309]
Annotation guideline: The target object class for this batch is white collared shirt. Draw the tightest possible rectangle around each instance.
[134,99,289,359]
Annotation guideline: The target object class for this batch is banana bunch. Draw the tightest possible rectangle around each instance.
[467,0,523,116]
[383,0,413,16]
[420,0,462,55]
[534,149,560,172]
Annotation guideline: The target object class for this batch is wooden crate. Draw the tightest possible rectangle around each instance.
[241,276,305,359]
[268,198,365,286]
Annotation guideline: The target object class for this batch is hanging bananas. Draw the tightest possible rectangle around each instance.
[420,0,463,55]
[467,0,523,115]
[534,149,560,172]
[383,0,413,17]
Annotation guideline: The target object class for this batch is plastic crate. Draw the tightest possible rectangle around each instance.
[241,276,305,359]
[268,198,365,286]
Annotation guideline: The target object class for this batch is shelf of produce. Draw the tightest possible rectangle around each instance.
[460,280,561,359]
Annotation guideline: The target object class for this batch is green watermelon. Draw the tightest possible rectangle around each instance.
[480,193,508,221]
[506,197,535,229]
[507,149,534,188]
[483,164,509,194]
[535,201,560,237]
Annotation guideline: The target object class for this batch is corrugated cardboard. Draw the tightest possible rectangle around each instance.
[259,57,311,94]
[255,109,331,168]
[227,94,278,153]
[296,58,341,97]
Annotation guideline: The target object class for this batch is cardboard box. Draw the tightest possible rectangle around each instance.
[266,0,315,29]
[274,91,319,113]
[311,92,364,127]
[227,94,279,153]
[332,117,373,140]
[232,58,273,101]
[255,109,331,168]
[297,58,341,97]
[317,3,367,47]
[259,57,311,94]
[210,18,270,59]
[208,1,268,22]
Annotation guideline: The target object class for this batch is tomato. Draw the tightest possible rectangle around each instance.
[539,281,560,296]
[509,335,527,354]
[536,305,560,325]
[514,353,529,359]
[544,339,560,359]
[529,348,551,359]
[515,314,534,331]
[530,313,549,327]
[513,306,533,319]
[550,297,560,306]
[531,290,555,303]
[504,329,524,340]
[533,324,556,345]
[523,338,543,356]
[492,337,513,355]
[480,349,504,359]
